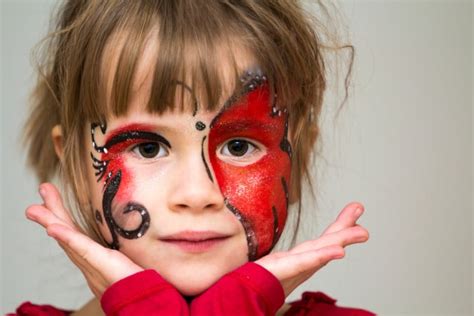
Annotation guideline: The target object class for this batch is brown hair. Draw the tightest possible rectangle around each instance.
[25,0,353,247]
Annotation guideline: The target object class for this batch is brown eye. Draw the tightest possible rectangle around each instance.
[221,139,256,157]
[133,142,167,159]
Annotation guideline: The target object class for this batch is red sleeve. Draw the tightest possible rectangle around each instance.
[7,302,72,316]
[190,262,285,316]
[100,263,284,315]
[100,269,189,316]
[285,291,377,316]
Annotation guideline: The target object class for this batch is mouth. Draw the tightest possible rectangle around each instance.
[159,231,231,253]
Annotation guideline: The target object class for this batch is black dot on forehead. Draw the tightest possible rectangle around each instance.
[195,121,206,131]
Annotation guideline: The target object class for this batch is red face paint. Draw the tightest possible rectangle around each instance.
[91,123,166,249]
[100,124,156,198]
[208,82,292,260]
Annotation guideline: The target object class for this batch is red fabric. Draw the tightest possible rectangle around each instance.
[7,302,72,316]
[285,292,377,316]
[100,262,284,315]
[10,264,376,315]
[100,269,188,315]
[190,261,285,315]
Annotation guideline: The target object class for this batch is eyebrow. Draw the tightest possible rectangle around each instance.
[104,123,172,149]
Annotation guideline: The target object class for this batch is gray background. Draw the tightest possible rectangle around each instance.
[1,0,472,315]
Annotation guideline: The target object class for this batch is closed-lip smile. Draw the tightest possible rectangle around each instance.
[160,231,231,252]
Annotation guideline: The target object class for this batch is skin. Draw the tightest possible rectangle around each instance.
[207,78,292,260]
[85,104,252,297]
[26,35,370,314]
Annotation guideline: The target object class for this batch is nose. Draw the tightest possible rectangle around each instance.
[167,152,224,214]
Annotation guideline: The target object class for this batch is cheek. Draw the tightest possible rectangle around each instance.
[207,85,291,260]
[214,158,290,256]
[94,152,155,248]
[102,155,134,203]
[208,142,291,260]
[109,161,169,228]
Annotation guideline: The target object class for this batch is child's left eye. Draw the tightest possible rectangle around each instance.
[220,139,258,157]
[132,142,168,159]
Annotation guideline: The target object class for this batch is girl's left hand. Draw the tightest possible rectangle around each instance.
[25,183,144,298]
[255,202,369,297]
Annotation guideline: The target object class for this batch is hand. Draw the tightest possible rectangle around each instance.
[255,202,369,297]
[25,183,144,298]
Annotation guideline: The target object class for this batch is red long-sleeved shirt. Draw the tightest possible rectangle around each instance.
[10,262,376,315]
[101,262,284,315]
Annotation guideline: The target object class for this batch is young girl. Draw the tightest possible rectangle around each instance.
[13,0,374,315]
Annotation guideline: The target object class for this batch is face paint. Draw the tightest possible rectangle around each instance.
[195,121,206,131]
[207,72,292,260]
[90,123,168,249]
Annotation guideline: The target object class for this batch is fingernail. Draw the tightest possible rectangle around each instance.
[355,207,363,217]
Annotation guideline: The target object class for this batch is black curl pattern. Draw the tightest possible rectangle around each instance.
[102,171,151,250]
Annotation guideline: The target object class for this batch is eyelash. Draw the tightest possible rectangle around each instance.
[219,138,261,159]
[128,138,263,162]
[131,142,169,160]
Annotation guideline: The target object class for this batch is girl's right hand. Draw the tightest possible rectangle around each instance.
[25,183,144,298]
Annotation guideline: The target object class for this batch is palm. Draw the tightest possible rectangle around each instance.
[255,203,369,297]
[26,183,143,298]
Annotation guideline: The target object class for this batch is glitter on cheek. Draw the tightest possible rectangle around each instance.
[114,205,142,228]
[109,157,134,202]
[90,124,161,249]
[207,77,292,260]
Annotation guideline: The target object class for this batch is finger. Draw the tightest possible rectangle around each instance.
[47,223,111,266]
[47,223,142,282]
[56,239,100,279]
[291,225,369,254]
[321,202,365,236]
[39,183,75,226]
[271,245,345,280]
[54,239,110,298]
[26,204,67,229]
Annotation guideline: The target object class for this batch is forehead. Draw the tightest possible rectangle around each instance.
[100,27,260,119]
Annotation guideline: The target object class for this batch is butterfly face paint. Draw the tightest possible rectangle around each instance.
[207,72,292,260]
[90,123,169,249]
[89,73,291,259]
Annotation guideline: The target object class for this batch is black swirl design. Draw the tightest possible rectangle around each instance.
[91,122,152,250]
[102,170,151,250]
[90,123,109,182]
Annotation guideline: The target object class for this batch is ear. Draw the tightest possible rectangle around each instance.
[51,125,64,160]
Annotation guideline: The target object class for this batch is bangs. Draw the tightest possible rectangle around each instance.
[28,0,348,247]
[54,0,327,148]
[83,1,265,123]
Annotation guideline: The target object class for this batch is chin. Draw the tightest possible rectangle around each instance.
[174,278,216,297]
[159,257,247,297]
[169,264,235,296]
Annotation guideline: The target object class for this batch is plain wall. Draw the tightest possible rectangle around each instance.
[1,0,472,315]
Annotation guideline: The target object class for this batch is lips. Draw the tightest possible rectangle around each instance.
[160,231,231,253]
[159,230,230,242]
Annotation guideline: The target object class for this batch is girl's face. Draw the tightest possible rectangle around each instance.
[85,44,291,296]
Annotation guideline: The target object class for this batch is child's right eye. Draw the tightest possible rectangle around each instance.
[131,142,169,159]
